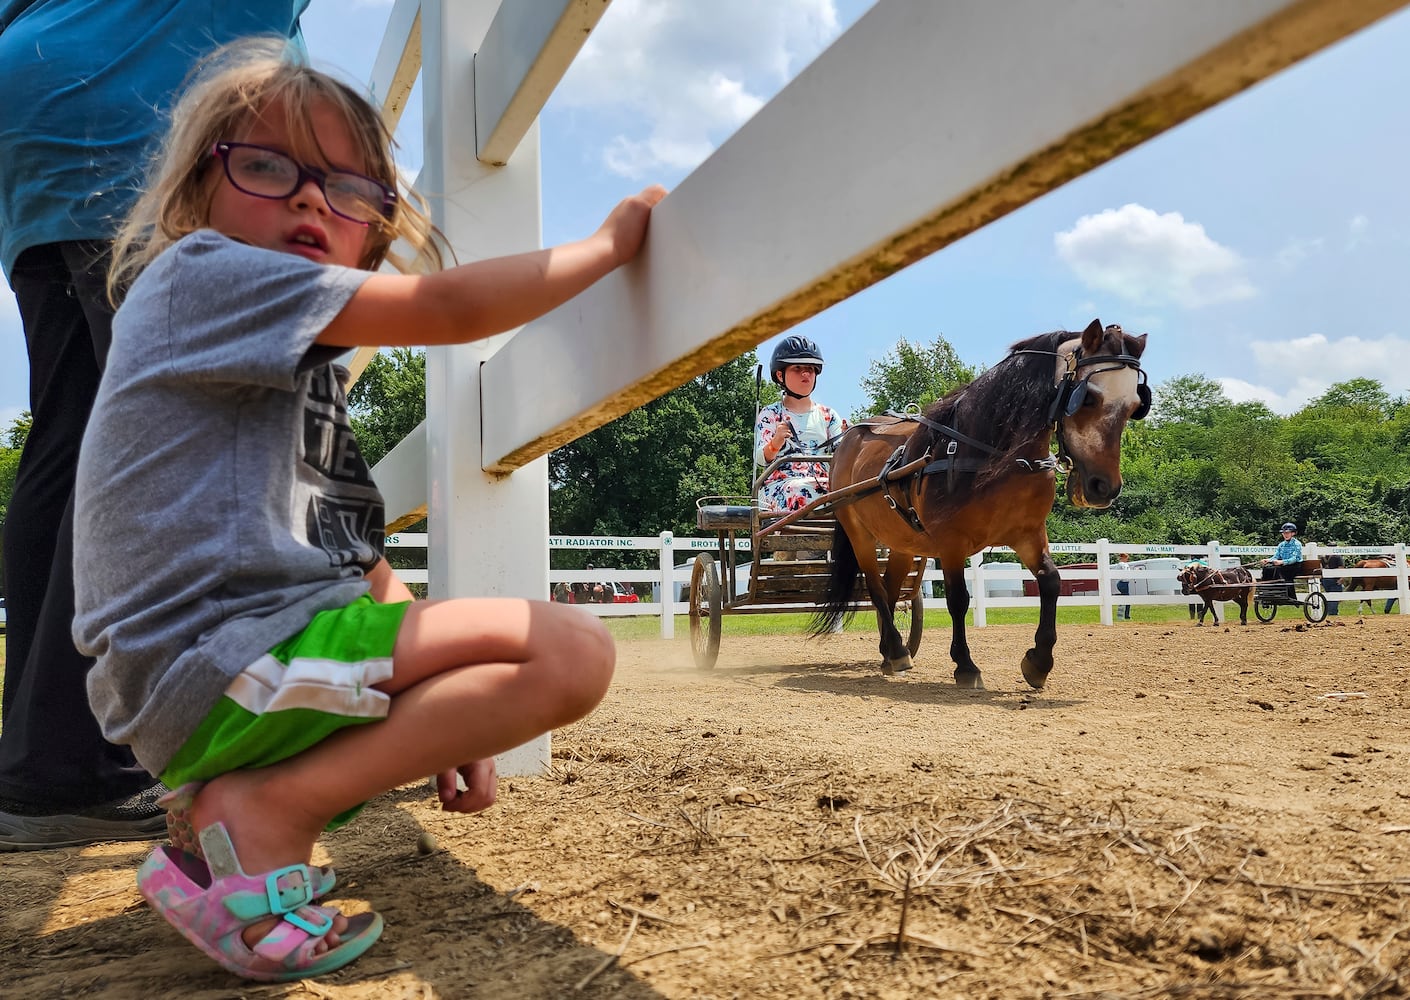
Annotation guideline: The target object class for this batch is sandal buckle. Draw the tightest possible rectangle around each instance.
[264,865,316,915]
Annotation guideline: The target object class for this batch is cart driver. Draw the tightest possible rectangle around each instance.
[754,336,848,513]
[1260,522,1303,597]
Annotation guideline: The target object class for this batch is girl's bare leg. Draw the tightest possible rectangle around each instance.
[183,598,613,945]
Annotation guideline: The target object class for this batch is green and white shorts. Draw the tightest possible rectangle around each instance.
[161,594,411,826]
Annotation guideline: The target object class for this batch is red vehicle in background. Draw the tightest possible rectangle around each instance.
[607,581,640,604]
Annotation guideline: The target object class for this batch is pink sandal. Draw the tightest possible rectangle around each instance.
[137,821,381,982]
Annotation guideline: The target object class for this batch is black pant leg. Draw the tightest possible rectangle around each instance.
[0,241,149,809]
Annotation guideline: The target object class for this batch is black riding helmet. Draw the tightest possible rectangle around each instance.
[770,335,824,398]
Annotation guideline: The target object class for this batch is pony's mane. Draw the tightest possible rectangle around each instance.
[919,329,1074,496]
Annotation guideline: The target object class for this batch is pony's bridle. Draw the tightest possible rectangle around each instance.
[1037,344,1151,470]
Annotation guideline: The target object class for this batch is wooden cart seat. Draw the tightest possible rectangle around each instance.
[696,504,757,530]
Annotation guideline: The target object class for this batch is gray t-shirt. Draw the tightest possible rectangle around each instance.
[74,230,382,774]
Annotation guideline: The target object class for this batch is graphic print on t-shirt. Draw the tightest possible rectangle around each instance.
[302,365,384,568]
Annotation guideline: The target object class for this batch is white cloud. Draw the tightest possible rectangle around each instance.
[554,0,842,178]
[1219,375,1323,414]
[1054,203,1255,308]
[1274,236,1324,269]
[1218,331,1410,413]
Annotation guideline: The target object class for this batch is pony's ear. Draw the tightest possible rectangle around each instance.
[1124,331,1148,359]
[1081,318,1103,353]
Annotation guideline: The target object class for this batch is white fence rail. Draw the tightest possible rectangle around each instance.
[386,534,1410,634]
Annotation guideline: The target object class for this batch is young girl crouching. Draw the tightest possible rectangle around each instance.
[75,37,663,982]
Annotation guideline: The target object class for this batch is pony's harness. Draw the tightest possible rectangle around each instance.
[863,342,1149,533]
[1183,566,1252,594]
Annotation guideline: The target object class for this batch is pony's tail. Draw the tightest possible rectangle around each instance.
[811,525,859,636]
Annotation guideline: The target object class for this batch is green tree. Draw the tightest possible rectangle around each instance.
[855,334,979,419]
[1283,378,1403,480]
[1150,373,1228,427]
[0,411,30,523]
[5,411,31,449]
[347,348,425,466]
[1309,377,1393,417]
[348,351,428,587]
[549,354,763,561]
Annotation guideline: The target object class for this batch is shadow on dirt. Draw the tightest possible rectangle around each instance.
[714,658,1085,710]
[1,793,669,1000]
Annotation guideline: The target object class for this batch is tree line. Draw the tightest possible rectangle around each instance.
[5,340,1402,568]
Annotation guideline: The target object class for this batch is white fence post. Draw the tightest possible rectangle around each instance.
[1096,538,1113,625]
[420,0,550,778]
[1397,543,1409,615]
[659,531,675,639]
[971,551,987,628]
[1207,539,1224,618]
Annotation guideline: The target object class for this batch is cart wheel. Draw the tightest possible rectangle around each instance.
[1303,591,1327,623]
[689,553,722,669]
[892,589,923,657]
[1254,596,1278,623]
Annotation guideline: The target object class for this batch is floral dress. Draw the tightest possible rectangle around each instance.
[753,401,848,512]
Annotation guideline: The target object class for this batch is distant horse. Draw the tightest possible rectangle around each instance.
[813,320,1149,688]
[1345,558,1399,614]
[1178,564,1254,625]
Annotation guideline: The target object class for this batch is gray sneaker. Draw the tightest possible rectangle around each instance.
[0,783,168,851]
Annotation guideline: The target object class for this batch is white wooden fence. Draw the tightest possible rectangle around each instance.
[363,0,1408,773]
[387,534,1410,633]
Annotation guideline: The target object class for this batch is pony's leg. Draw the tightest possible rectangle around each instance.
[1388,598,1398,614]
[857,543,911,675]
[1019,551,1060,690]
[1237,592,1249,625]
[941,563,982,689]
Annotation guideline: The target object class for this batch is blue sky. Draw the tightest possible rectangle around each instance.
[3,1,1407,428]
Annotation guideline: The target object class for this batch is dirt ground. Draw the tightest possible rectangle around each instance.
[5,612,1410,999]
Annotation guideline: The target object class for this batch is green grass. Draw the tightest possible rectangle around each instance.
[601,604,1205,642]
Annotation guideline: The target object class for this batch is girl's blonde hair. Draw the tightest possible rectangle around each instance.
[108,36,445,303]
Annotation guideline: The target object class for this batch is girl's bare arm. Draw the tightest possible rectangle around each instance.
[366,557,416,603]
[317,185,666,348]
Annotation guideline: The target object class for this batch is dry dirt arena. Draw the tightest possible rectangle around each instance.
[6,613,1410,999]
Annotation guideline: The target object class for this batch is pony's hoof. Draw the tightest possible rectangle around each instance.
[954,669,983,690]
[881,656,913,676]
[1020,651,1051,690]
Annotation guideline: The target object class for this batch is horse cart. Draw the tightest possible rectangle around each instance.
[688,453,927,669]
[1251,559,1328,624]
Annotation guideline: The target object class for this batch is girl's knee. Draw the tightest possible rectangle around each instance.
[541,604,614,718]
[573,611,616,701]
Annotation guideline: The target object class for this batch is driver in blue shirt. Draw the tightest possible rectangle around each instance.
[1260,522,1303,596]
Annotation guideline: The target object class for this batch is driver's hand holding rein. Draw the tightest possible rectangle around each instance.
[762,419,793,462]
